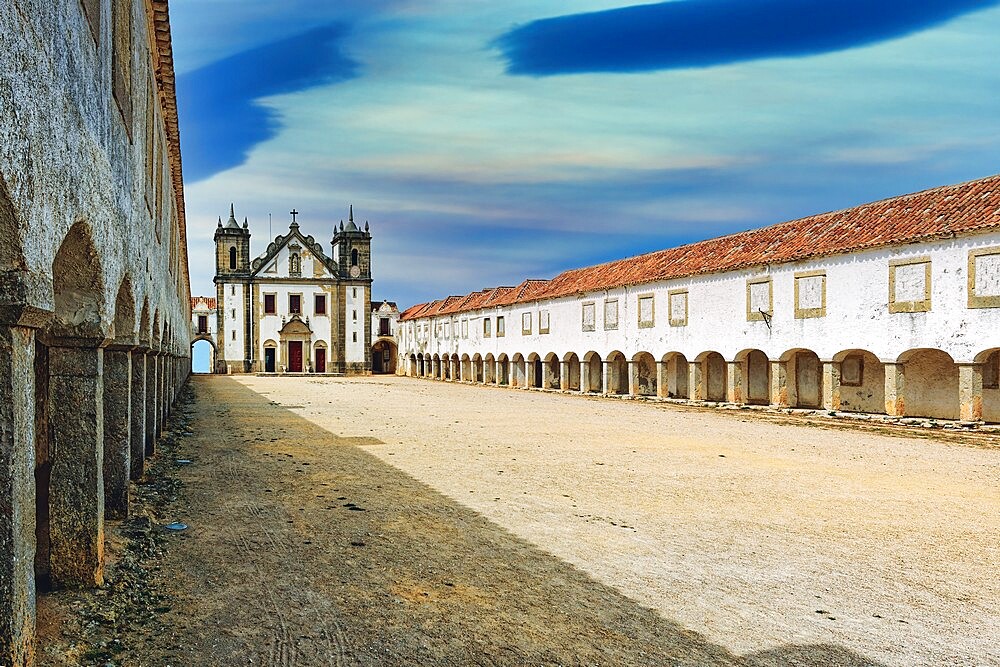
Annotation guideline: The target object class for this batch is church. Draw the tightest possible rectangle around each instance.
[213,205,373,374]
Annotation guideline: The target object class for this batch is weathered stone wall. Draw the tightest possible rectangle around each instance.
[0,1,191,664]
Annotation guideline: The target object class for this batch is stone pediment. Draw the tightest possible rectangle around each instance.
[250,223,336,278]
[279,316,312,336]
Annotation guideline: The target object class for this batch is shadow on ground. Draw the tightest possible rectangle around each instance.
[143,377,884,667]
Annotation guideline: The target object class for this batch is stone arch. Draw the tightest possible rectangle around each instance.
[693,351,726,402]
[151,310,161,349]
[543,352,560,389]
[432,353,441,379]
[526,352,544,389]
[779,348,823,408]
[408,353,417,377]
[582,351,603,393]
[371,339,396,374]
[660,352,689,399]
[975,348,1000,423]
[562,352,581,391]
[423,353,432,378]
[605,351,628,395]
[631,352,657,396]
[461,354,471,382]
[497,354,510,386]
[0,172,25,270]
[473,353,484,383]
[511,353,526,388]
[734,348,770,405]
[111,276,136,341]
[191,337,216,373]
[52,221,106,339]
[313,340,329,374]
[831,349,884,414]
[450,353,460,381]
[896,348,959,419]
[484,353,496,384]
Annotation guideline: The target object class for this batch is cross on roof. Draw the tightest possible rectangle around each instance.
[290,209,299,223]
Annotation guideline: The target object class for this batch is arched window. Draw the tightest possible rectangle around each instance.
[229,246,237,270]
[289,253,301,276]
[351,248,359,266]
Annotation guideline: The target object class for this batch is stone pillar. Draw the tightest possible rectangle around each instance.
[822,361,841,412]
[726,361,743,404]
[627,361,639,396]
[883,363,905,416]
[560,361,570,390]
[144,350,157,456]
[578,361,587,393]
[689,361,703,400]
[958,363,984,422]
[603,361,614,396]
[129,349,146,480]
[656,362,669,398]
[102,346,131,520]
[48,343,105,588]
[0,325,38,666]
[769,360,788,407]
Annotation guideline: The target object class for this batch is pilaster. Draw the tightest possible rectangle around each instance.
[958,363,984,422]
[102,346,131,520]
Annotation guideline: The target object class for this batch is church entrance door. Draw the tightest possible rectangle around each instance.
[264,348,276,373]
[315,348,326,373]
[289,341,303,372]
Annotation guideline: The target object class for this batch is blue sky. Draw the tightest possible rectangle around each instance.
[173,0,1000,314]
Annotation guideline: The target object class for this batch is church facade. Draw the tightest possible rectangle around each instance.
[399,174,1000,424]
[213,207,373,374]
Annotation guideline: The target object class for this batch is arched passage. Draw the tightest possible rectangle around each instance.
[543,353,560,389]
[832,349,884,414]
[976,348,1000,423]
[498,354,510,386]
[473,353,484,383]
[512,353,526,388]
[734,349,770,405]
[191,338,216,373]
[606,351,629,395]
[372,339,397,374]
[897,349,959,419]
[563,352,581,391]
[631,352,657,396]
[694,351,727,402]
[484,354,496,384]
[660,352,689,399]
[583,351,603,393]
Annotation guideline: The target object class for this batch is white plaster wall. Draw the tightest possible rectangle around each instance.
[222,282,245,361]
[255,282,332,364]
[403,232,1000,368]
[345,286,366,363]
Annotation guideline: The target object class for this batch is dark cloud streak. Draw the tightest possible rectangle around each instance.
[177,24,359,182]
[497,0,1000,76]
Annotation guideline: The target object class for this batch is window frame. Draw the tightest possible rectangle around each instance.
[581,302,596,332]
[604,299,619,331]
[668,289,688,327]
[314,293,327,316]
[263,293,277,315]
[888,257,932,313]
[968,247,1000,309]
[794,270,827,319]
[746,277,773,322]
[637,293,655,328]
[288,293,303,315]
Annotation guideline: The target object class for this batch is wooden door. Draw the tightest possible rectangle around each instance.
[289,341,303,372]
[264,348,276,373]
[315,348,326,374]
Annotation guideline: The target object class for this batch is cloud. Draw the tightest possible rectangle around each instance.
[177,23,359,182]
[496,0,1000,75]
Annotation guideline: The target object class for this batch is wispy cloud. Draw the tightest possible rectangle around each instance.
[177,24,359,182]
[496,0,1000,75]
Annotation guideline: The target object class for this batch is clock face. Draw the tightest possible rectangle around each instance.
[349,265,361,278]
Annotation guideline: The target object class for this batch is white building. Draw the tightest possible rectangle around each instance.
[371,300,400,374]
[399,174,1000,423]
[213,206,373,374]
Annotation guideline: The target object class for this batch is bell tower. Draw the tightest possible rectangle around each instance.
[332,204,371,280]
[213,203,252,372]
[332,205,373,374]
[214,203,251,277]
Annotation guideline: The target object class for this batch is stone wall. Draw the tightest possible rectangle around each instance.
[0,1,191,664]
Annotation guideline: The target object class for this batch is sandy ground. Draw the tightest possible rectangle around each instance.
[235,375,1000,666]
[36,374,1000,666]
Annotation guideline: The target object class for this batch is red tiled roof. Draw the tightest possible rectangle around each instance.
[191,296,216,310]
[400,174,1000,321]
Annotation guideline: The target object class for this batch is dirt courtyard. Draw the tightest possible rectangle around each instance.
[43,375,1000,666]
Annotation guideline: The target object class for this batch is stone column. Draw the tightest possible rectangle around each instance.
[627,361,639,396]
[689,361,703,400]
[958,363,984,422]
[578,361,587,393]
[822,361,841,412]
[726,361,743,404]
[603,361,614,396]
[102,346,131,520]
[883,362,905,416]
[0,325,38,665]
[656,362,669,398]
[47,343,105,588]
[144,350,157,456]
[769,360,788,407]
[129,349,146,480]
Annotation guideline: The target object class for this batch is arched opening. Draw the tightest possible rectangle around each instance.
[432,354,441,379]
[660,352,689,399]
[52,222,105,339]
[498,354,510,386]
[351,248,359,266]
[527,353,543,388]
[832,349,884,414]
[898,349,959,419]
[229,246,237,270]
[694,351,726,402]
[976,348,1000,423]
[313,340,328,374]
[781,348,823,408]
[606,351,629,395]
[512,353,526,388]
[735,349,770,405]
[543,353,560,389]
[450,354,460,381]
[484,354,496,384]
[262,340,278,373]
[371,340,397,374]
[473,354,484,383]
[582,351,603,393]
[191,338,216,373]
[409,354,418,377]
[461,354,472,382]
[423,354,432,378]
[563,352,581,391]
[631,352,657,396]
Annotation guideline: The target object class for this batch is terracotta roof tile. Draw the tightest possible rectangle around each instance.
[400,174,1000,320]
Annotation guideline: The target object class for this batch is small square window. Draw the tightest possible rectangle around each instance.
[604,300,618,330]
[638,295,654,328]
[496,316,505,337]
[582,302,595,332]
[353,310,357,322]
[669,289,688,327]
[522,312,532,335]
[461,319,468,338]
[314,294,326,315]
[795,271,827,319]
[889,257,931,313]
[231,330,235,341]
[264,293,276,315]
[539,310,550,334]
[352,332,357,342]
[484,318,492,338]
[969,248,1000,309]
[289,294,301,315]
[747,278,772,322]
[841,355,864,387]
